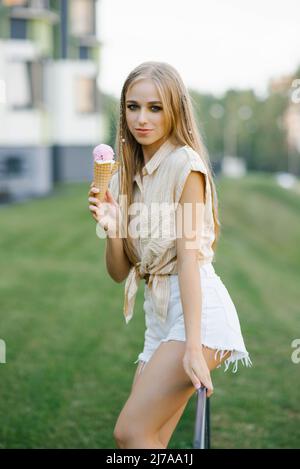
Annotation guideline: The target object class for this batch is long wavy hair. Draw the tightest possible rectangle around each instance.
[114,61,221,266]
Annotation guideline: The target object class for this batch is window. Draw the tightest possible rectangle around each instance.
[74,76,96,113]
[71,0,95,36]
[5,156,24,176]
[79,46,89,60]
[28,61,44,107]
[10,18,27,39]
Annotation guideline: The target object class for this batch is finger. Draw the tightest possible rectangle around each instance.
[90,208,97,220]
[203,381,214,397]
[88,197,100,205]
[89,205,98,213]
[191,369,202,390]
[89,188,99,197]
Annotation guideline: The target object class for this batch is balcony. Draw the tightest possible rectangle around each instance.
[4,1,59,24]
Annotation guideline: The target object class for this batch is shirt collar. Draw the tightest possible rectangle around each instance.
[134,138,177,182]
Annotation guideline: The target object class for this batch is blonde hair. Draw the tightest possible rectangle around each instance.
[114,61,221,266]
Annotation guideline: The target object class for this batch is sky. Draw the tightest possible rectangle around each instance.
[97,0,300,100]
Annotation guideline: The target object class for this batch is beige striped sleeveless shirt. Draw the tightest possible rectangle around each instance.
[108,138,215,324]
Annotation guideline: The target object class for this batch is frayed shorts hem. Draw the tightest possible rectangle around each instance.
[133,338,252,374]
[133,263,252,375]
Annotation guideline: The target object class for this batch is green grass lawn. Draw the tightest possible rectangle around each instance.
[0,172,299,448]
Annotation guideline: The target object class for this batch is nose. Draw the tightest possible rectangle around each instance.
[137,107,148,125]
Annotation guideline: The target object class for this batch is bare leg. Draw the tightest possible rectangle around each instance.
[114,341,232,449]
[157,345,231,447]
[127,344,231,448]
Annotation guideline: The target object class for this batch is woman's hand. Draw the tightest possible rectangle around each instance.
[183,345,214,397]
[88,182,121,237]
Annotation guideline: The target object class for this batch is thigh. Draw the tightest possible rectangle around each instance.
[118,341,232,445]
[131,360,147,392]
[131,345,231,393]
[115,341,196,438]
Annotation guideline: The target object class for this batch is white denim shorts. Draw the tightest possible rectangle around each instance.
[134,262,252,373]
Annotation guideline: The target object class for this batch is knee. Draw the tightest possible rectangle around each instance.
[113,423,147,449]
[113,425,125,448]
[113,423,134,449]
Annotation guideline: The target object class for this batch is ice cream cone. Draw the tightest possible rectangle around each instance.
[93,160,119,201]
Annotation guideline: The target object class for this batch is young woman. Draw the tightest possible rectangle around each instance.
[88,61,252,449]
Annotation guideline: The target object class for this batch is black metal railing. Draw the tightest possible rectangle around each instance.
[193,387,210,449]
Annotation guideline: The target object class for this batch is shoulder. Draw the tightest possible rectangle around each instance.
[168,145,207,175]
[170,145,208,204]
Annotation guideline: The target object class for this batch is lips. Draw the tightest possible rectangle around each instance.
[135,129,153,134]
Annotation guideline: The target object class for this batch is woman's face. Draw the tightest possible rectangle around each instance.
[125,79,167,148]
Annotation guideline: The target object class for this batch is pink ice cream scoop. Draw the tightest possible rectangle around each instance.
[93,144,115,162]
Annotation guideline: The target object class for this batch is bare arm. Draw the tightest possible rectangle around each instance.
[176,170,213,395]
[105,235,132,283]
[176,170,206,347]
[88,185,131,283]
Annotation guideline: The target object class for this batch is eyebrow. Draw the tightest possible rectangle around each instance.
[126,100,162,104]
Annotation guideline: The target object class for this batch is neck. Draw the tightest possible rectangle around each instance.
[142,136,169,165]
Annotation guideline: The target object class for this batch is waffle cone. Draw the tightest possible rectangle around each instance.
[93,160,119,201]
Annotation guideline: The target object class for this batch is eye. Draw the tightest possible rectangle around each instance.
[151,106,162,112]
[126,104,162,112]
